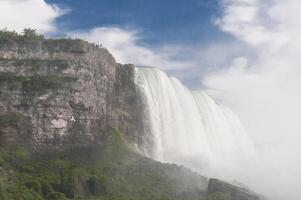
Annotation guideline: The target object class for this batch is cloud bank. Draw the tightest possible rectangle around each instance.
[204,0,301,199]
[0,0,65,33]
[70,27,196,70]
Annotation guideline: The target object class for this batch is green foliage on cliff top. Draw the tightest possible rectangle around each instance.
[0,28,44,41]
[0,129,206,200]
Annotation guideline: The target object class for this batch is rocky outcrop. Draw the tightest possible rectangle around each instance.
[113,63,145,147]
[207,179,260,200]
[0,38,143,147]
[0,37,262,200]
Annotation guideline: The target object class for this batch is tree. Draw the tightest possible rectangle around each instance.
[0,28,19,39]
[22,28,44,40]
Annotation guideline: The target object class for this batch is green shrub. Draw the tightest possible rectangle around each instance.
[19,164,35,173]
[41,180,54,196]
[0,28,44,41]
[87,175,107,195]
[25,179,41,193]
[58,167,79,198]
[22,28,44,40]
[0,175,8,200]
[6,184,43,200]
[11,146,29,160]
[0,29,19,40]
[0,155,5,166]
[46,192,67,200]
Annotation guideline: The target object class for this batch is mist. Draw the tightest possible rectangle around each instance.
[203,0,301,199]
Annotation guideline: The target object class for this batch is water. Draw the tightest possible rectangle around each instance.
[135,67,256,181]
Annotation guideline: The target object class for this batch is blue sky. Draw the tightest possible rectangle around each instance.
[46,0,221,46]
[42,0,239,88]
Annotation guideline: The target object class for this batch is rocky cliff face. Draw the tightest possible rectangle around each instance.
[0,37,262,200]
[0,38,142,147]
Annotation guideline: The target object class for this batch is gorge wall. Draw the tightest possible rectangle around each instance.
[0,37,143,147]
[0,36,262,200]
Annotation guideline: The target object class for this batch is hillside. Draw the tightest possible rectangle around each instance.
[0,31,261,200]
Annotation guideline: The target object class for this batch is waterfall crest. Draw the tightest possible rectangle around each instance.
[135,67,256,180]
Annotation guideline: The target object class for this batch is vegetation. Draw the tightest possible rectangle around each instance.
[0,129,208,200]
[0,28,44,41]
[201,192,226,200]
[0,112,24,128]
[0,58,69,71]
[0,28,106,50]
[0,72,76,92]
[22,28,44,40]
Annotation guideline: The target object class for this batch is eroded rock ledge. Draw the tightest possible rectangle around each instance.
[0,38,143,147]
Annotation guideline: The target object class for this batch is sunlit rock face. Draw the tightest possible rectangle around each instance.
[0,38,143,147]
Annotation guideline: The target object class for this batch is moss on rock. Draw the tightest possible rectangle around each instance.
[0,112,24,128]
[0,58,69,71]
[0,72,76,92]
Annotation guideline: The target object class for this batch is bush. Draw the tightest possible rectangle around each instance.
[25,180,41,193]
[11,146,29,160]
[0,155,5,166]
[6,184,43,200]
[22,28,44,40]
[0,29,19,40]
[0,176,8,200]
[41,180,54,196]
[87,175,107,195]
[0,28,44,41]
[46,192,67,200]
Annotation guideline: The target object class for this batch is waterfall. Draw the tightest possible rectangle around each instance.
[135,67,256,181]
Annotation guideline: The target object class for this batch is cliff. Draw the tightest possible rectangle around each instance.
[0,36,261,200]
[0,37,143,147]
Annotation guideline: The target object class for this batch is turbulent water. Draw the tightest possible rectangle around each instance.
[135,67,256,181]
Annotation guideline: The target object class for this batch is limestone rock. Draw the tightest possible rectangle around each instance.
[0,38,143,147]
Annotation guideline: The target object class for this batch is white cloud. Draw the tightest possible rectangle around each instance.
[0,0,65,33]
[204,0,301,199]
[216,0,289,51]
[70,27,196,70]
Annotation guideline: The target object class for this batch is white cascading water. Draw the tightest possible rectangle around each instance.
[135,67,256,182]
